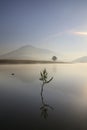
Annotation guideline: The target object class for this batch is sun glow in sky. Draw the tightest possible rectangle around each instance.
[0,0,87,61]
[73,32,87,36]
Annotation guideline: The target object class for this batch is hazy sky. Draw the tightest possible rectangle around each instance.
[0,0,87,60]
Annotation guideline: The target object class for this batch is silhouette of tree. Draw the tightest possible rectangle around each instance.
[39,69,54,119]
[52,56,57,61]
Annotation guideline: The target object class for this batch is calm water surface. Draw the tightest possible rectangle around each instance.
[0,63,87,130]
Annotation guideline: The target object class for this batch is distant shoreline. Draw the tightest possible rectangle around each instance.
[0,59,70,64]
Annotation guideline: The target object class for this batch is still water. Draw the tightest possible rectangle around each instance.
[0,63,87,130]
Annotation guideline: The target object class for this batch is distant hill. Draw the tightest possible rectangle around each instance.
[73,56,87,63]
[0,45,58,61]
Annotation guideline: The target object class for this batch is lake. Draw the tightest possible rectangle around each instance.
[0,63,87,130]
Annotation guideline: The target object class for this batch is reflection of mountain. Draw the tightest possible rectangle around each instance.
[73,56,87,63]
[0,45,57,61]
[12,69,38,83]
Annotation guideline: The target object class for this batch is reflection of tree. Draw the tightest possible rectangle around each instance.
[39,69,54,119]
[40,84,54,119]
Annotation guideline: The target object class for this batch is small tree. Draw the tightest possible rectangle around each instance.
[52,56,57,62]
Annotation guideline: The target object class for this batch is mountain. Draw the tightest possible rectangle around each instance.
[74,56,87,63]
[0,45,58,61]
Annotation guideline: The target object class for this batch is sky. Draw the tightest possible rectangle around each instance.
[0,0,87,60]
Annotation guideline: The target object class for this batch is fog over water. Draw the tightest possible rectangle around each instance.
[0,63,87,129]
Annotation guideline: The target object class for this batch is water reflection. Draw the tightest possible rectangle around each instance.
[39,69,54,119]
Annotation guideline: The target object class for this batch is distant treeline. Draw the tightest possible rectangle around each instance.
[0,59,65,64]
